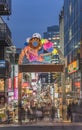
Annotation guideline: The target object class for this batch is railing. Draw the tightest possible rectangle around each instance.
[0,23,12,46]
[0,0,11,15]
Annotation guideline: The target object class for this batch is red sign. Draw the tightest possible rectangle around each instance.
[8,78,12,90]
[22,82,29,88]
[74,82,80,88]
[14,76,18,89]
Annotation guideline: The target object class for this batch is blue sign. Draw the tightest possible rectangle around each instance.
[0,60,6,68]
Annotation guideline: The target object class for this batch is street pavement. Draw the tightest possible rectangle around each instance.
[0,118,82,130]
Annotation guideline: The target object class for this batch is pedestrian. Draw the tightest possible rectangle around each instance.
[26,107,31,123]
[50,105,55,121]
[29,108,34,123]
[21,106,25,122]
[6,108,10,123]
[67,103,72,122]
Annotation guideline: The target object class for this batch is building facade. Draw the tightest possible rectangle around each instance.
[64,0,82,103]
[43,25,60,48]
[0,0,14,123]
[43,25,60,64]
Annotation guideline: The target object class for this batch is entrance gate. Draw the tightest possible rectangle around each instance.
[18,35,64,124]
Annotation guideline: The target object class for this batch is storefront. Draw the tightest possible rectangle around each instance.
[67,60,80,102]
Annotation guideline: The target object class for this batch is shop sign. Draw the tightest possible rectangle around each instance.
[68,60,79,74]
[14,65,18,76]
[8,78,12,91]
[0,60,5,68]
[14,76,18,89]
[8,92,14,96]
[74,81,80,88]
[0,79,4,92]
[22,82,29,88]
[14,89,18,100]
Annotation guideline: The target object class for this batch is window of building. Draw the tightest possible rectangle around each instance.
[69,3,72,16]
[69,28,72,40]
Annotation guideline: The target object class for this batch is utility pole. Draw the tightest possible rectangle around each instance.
[80,43,82,99]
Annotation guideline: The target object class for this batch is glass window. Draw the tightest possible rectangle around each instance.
[69,28,72,40]
[69,2,72,16]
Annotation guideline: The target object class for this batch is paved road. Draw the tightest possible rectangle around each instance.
[0,125,82,130]
[0,121,82,130]
[0,118,82,130]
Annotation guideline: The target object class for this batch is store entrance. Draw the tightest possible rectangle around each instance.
[17,34,65,124]
[18,64,64,124]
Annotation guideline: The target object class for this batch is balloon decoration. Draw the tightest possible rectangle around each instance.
[43,41,54,50]
[52,48,58,55]
[47,47,53,53]
[24,42,29,46]
[24,33,59,63]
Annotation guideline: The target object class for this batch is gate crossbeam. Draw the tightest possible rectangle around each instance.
[19,64,64,72]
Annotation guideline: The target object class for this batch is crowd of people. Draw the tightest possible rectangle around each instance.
[19,104,56,124]
[5,100,81,124]
[67,101,78,122]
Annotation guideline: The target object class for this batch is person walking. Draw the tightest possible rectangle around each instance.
[21,106,25,122]
[50,105,55,121]
[67,103,72,122]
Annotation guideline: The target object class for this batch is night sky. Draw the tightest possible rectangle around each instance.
[4,0,64,48]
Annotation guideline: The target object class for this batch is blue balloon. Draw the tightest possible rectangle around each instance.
[24,42,28,46]
[47,47,54,52]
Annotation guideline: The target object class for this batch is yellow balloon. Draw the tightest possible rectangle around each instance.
[41,39,45,44]
[52,49,58,54]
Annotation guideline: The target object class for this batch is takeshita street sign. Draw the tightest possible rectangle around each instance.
[18,33,64,124]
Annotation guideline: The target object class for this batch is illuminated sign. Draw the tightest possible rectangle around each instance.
[0,79,4,92]
[8,78,12,91]
[0,60,5,68]
[22,82,29,88]
[14,76,18,89]
[74,82,80,88]
[14,89,18,100]
[68,60,79,74]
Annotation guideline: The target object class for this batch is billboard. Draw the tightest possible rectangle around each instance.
[68,60,79,74]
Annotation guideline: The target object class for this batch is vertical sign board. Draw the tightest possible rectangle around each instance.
[0,60,6,104]
[0,60,6,78]
[0,60,5,68]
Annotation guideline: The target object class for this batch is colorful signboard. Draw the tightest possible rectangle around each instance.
[0,79,4,92]
[68,60,79,74]
[14,76,18,89]
[14,89,18,100]
[8,78,12,91]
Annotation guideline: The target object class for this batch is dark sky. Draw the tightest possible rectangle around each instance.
[4,0,64,48]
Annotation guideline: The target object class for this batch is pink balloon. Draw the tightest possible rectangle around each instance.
[43,41,54,50]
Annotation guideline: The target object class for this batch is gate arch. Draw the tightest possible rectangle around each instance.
[18,35,64,124]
